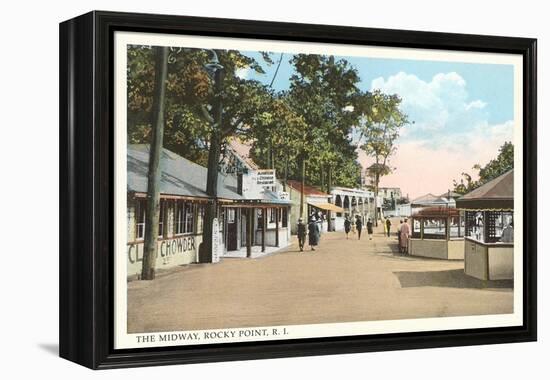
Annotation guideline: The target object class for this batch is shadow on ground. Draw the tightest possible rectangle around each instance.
[394,269,514,289]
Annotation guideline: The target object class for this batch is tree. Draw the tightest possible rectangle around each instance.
[356,90,409,225]
[452,141,514,194]
[141,46,169,280]
[285,54,362,218]
[127,46,272,166]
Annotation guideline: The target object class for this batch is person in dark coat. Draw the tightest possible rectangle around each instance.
[366,218,374,240]
[355,215,363,240]
[297,217,307,252]
[308,216,320,251]
[344,217,351,239]
[385,218,392,237]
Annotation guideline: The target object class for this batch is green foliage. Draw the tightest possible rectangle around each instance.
[127,45,270,165]
[281,54,362,187]
[355,89,409,191]
[452,141,514,194]
[128,46,409,193]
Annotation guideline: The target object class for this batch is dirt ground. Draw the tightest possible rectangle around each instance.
[127,220,513,333]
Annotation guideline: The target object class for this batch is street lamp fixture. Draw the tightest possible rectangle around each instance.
[204,49,224,76]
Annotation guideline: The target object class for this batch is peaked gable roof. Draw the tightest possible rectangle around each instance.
[456,170,513,210]
[286,180,329,197]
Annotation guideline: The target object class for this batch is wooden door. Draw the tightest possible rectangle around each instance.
[227,208,238,251]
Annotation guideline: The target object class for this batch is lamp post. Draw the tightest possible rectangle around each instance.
[199,50,225,263]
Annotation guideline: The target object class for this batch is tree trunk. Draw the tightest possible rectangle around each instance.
[141,46,169,280]
[374,172,379,227]
[266,141,272,169]
[283,154,288,192]
[299,154,305,219]
[199,65,224,263]
[327,165,333,232]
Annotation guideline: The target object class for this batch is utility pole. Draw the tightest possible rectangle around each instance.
[141,46,169,280]
[199,52,224,263]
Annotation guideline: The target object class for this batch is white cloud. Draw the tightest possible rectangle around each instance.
[371,71,488,134]
[466,99,487,110]
[363,71,514,198]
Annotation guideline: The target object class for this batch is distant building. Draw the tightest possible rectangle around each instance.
[379,187,403,201]
[286,180,344,234]
[411,193,456,209]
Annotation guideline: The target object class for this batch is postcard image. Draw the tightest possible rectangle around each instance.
[113,32,522,349]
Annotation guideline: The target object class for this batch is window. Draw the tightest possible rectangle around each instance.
[175,201,195,235]
[158,199,166,237]
[282,208,288,228]
[227,208,236,223]
[465,211,485,242]
[487,211,513,243]
[269,208,274,223]
[175,201,184,235]
[257,209,264,230]
[197,205,205,233]
[135,199,166,239]
[412,219,421,238]
[449,214,464,238]
[136,199,146,240]
[422,218,446,239]
[185,203,194,233]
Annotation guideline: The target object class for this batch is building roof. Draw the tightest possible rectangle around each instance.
[127,144,242,200]
[411,193,451,207]
[456,170,514,210]
[439,191,462,199]
[412,206,460,218]
[286,180,329,197]
[226,138,259,170]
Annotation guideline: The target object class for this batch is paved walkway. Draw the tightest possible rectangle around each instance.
[127,221,513,333]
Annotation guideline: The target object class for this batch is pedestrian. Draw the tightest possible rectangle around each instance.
[501,221,514,243]
[308,215,320,251]
[385,218,392,237]
[400,218,411,254]
[398,219,403,248]
[344,216,351,239]
[355,215,363,240]
[297,217,307,252]
[366,218,374,240]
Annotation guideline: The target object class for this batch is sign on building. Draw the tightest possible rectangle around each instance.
[255,169,276,187]
[278,191,289,200]
[212,218,221,263]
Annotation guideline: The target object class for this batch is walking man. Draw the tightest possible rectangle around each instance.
[366,218,374,240]
[297,217,307,252]
[355,215,363,240]
[385,218,392,237]
[344,216,351,239]
[308,216,320,251]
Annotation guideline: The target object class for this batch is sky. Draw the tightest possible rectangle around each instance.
[240,51,515,199]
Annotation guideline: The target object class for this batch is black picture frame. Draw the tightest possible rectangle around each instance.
[59,10,537,369]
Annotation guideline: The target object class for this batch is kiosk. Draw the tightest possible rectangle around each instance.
[456,170,514,280]
[409,207,464,260]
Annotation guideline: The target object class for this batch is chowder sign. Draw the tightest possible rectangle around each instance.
[127,235,202,278]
